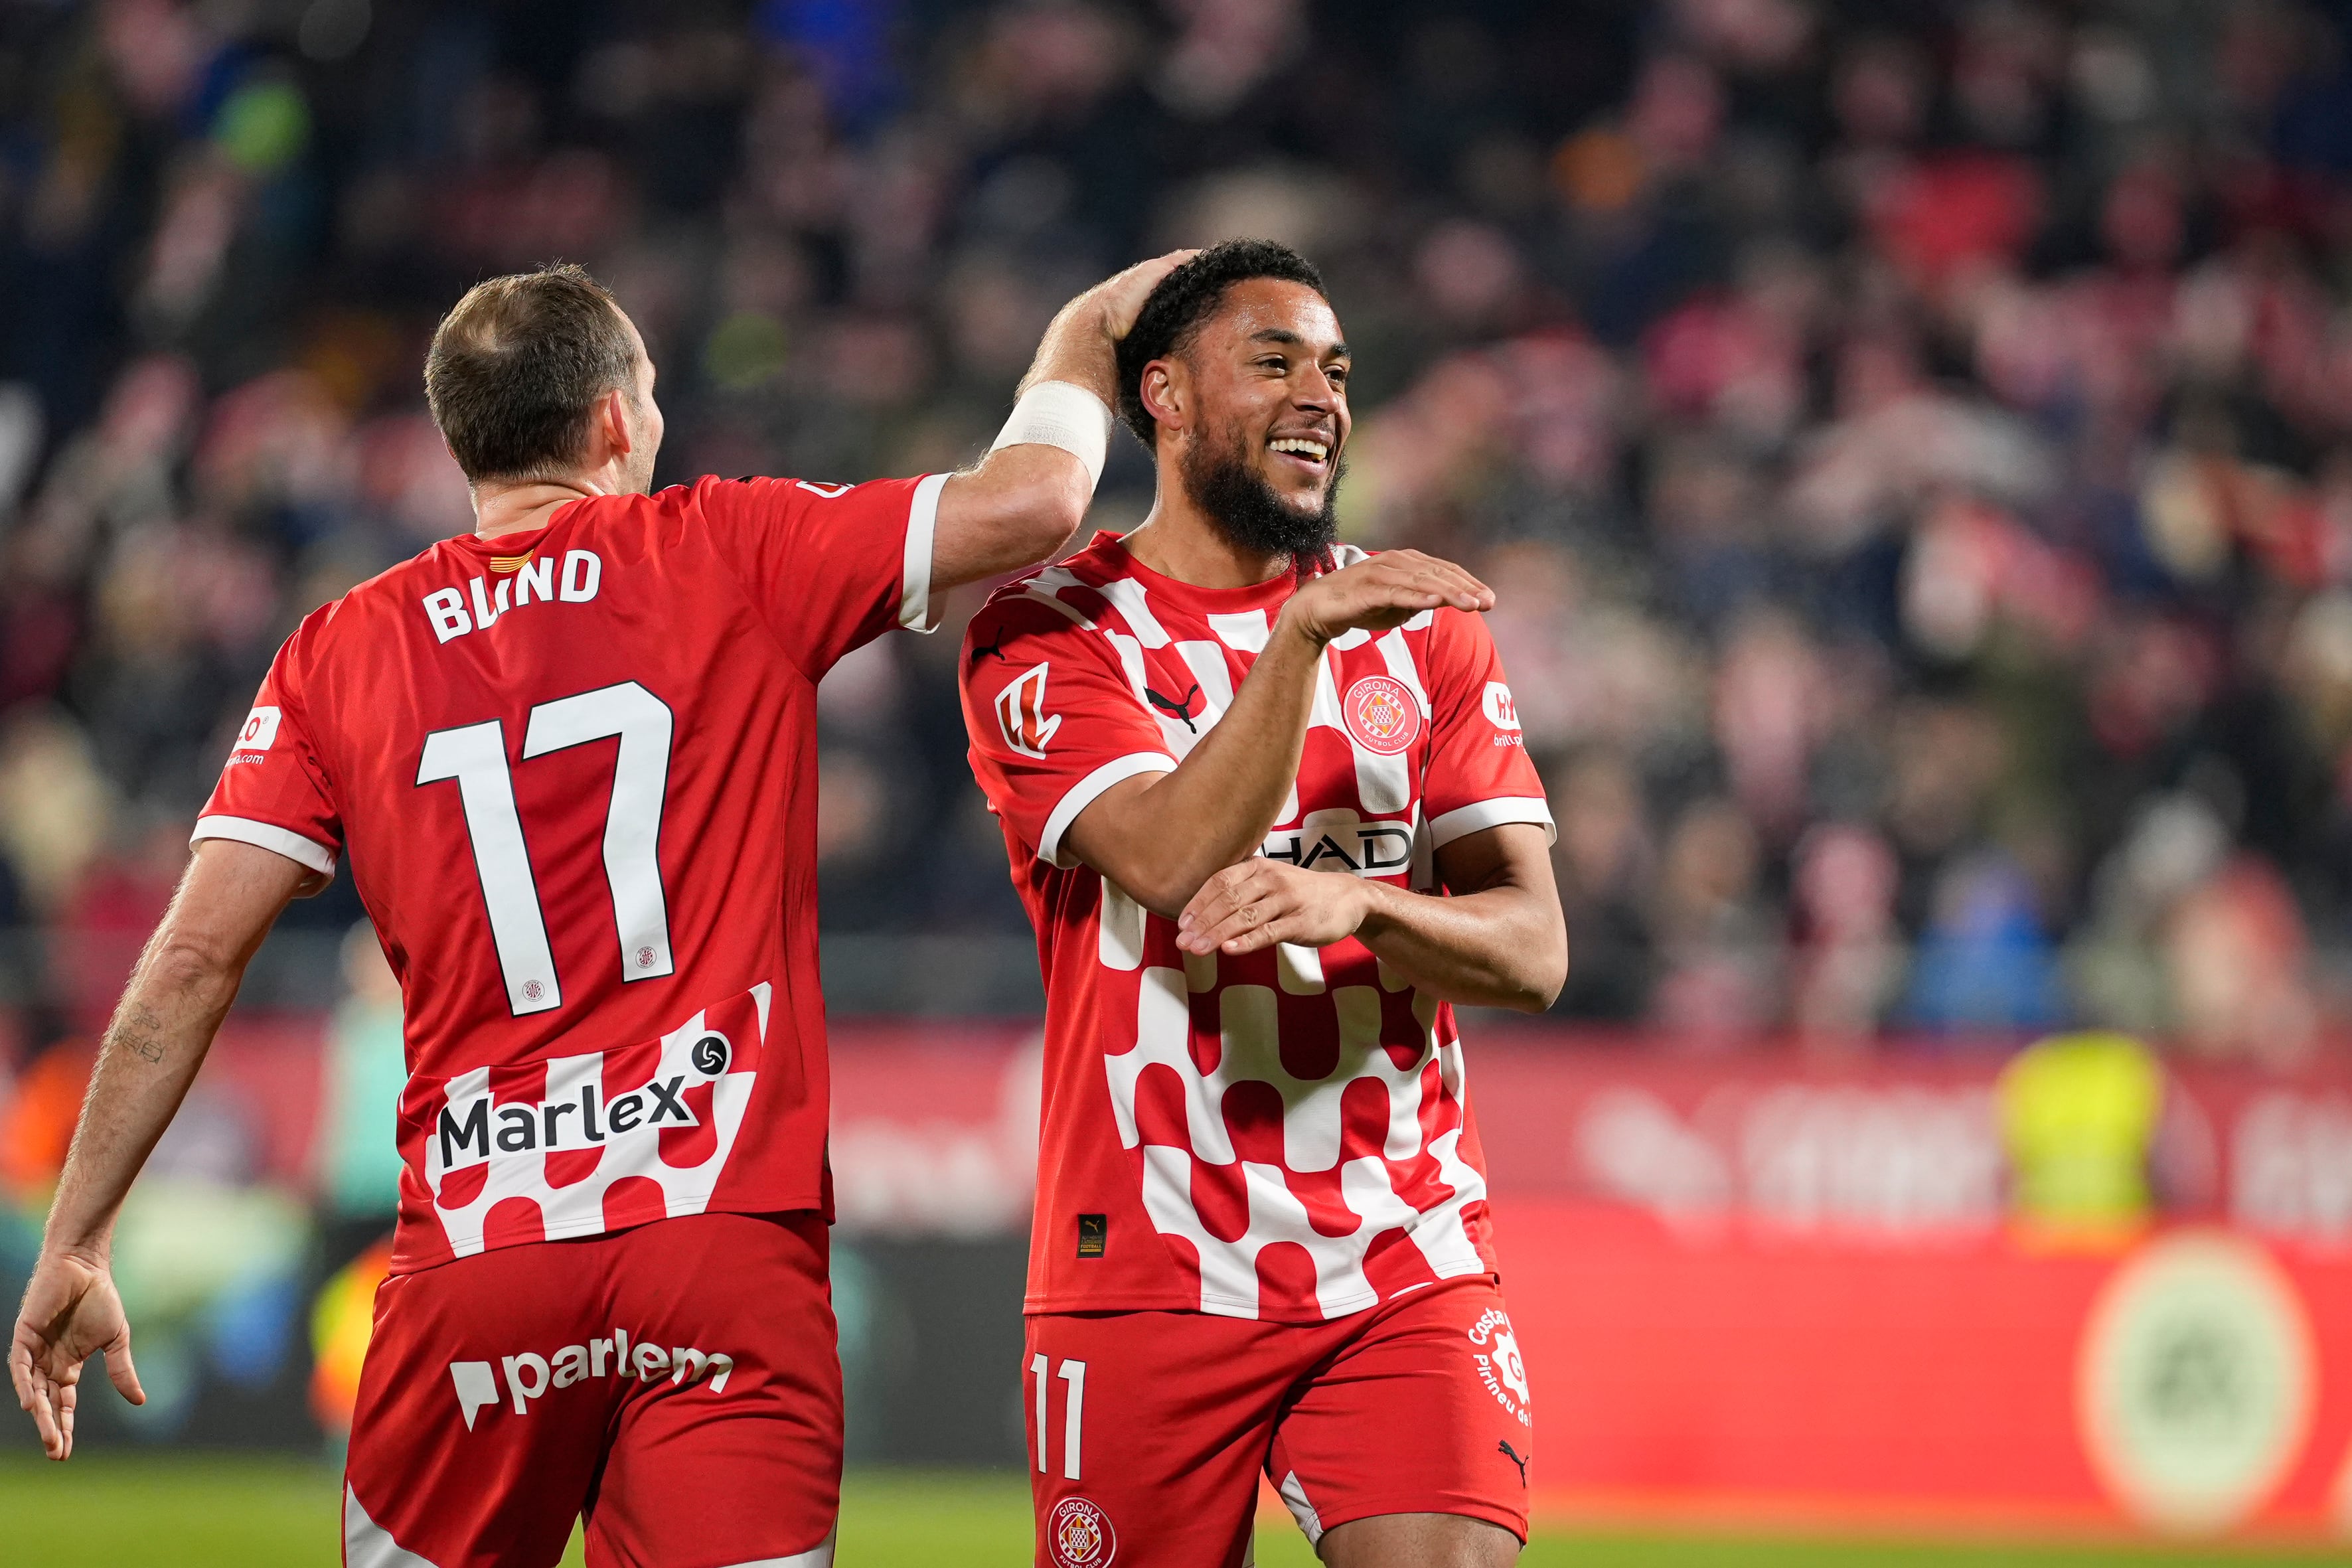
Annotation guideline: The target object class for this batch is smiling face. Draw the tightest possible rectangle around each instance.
[1144,277,1352,558]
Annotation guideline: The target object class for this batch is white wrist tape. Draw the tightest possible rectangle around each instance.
[990,380,1115,491]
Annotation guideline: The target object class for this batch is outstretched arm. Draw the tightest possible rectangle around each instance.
[10,838,309,1459]
[1176,823,1567,1012]
[930,250,1198,590]
[1063,551,1496,917]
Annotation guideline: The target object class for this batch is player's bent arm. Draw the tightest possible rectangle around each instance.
[1063,614,1328,915]
[1364,822,1567,1010]
[930,445,1094,590]
[10,838,308,1460]
[1178,823,1567,1012]
[931,251,1200,591]
[1063,553,1499,917]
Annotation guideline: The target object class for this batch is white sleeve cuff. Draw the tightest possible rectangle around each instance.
[1038,753,1177,868]
[1427,797,1555,850]
[900,472,948,633]
[191,815,340,878]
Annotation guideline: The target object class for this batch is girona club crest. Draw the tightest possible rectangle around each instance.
[1341,674,1421,755]
[1048,1496,1117,1568]
[996,663,1062,759]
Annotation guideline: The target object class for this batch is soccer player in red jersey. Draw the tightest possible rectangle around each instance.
[960,240,1567,1567]
[10,252,1187,1567]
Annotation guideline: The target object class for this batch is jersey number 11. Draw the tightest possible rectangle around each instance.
[418,679,677,1016]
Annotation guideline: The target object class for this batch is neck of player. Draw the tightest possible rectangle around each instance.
[473,475,621,541]
[1119,444,1294,590]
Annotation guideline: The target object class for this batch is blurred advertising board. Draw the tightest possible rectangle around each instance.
[9,1012,2352,1541]
[828,1026,2352,1540]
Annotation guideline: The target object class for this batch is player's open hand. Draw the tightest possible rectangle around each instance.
[1279,550,1494,647]
[1178,859,1373,957]
[1091,250,1202,341]
[11,1249,145,1460]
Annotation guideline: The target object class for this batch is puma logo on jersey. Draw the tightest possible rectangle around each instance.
[422,549,604,644]
[996,663,1061,758]
[1498,1439,1529,1487]
[1146,680,1204,734]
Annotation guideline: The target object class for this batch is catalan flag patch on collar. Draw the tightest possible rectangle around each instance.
[489,554,533,574]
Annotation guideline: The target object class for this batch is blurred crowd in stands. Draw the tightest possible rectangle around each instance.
[3,0,2352,1065]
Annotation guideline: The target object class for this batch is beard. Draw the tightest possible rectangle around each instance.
[1179,422,1343,564]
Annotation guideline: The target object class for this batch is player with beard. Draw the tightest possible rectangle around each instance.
[959,240,1566,1567]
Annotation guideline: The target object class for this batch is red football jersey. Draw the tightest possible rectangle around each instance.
[961,536,1553,1323]
[197,473,945,1273]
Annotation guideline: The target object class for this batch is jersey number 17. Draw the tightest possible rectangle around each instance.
[418,679,676,1016]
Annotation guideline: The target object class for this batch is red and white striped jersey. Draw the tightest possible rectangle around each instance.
[961,534,1553,1322]
[197,473,944,1273]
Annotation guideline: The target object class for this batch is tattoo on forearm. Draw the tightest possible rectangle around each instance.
[108,1005,169,1065]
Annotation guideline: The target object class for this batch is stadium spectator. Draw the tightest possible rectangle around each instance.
[0,0,2350,1052]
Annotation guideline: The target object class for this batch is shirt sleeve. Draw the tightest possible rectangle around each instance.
[192,632,343,882]
[960,591,1176,868]
[1420,607,1554,852]
[696,471,947,676]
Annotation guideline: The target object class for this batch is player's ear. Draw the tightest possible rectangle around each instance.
[1140,358,1186,441]
[597,387,634,459]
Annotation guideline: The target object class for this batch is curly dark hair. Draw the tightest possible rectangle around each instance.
[1114,238,1330,447]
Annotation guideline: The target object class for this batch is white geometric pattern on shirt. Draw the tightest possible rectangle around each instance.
[1105,959,1488,1319]
[1022,548,1494,1318]
[424,984,771,1257]
[1023,545,1441,892]
[346,1486,437,1568]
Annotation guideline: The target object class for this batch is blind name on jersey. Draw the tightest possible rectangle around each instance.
[196,473,949,1272]
[422,547,605,644]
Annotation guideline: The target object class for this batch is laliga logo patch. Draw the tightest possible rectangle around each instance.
[1341,674,1421,755]
[1048,1497,1116,1568]
[996,663,1061,759]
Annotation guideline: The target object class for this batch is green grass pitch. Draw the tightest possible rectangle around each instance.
[0,1454,2342,1565]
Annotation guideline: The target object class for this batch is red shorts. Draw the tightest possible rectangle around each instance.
[1023,1277,1534,1568]
[342,1210,841,1568]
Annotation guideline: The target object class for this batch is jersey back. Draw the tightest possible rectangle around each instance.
[198,473,944,1272]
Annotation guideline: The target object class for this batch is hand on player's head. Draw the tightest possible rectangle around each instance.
[1094,250,1202,341]
[1281,549,1494,647]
